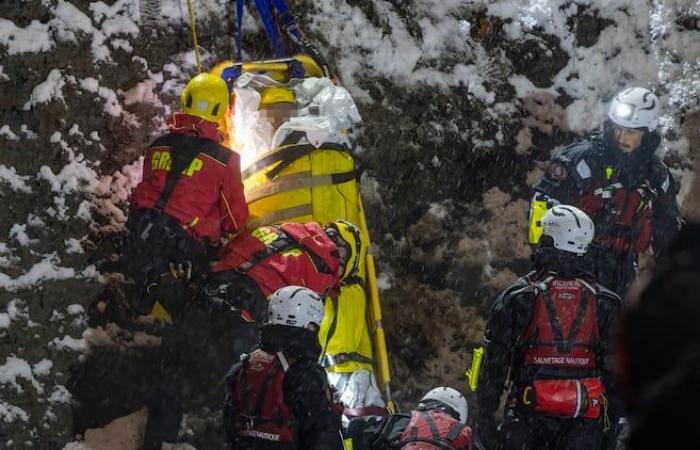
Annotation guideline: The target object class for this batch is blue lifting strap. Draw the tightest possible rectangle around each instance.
[236,0,245,61]
[232,0,331,80]
[254,0,287,57]
[235,0,303,59]
[270,0,302,45]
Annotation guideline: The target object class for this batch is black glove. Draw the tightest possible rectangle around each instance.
[149,272,188,318]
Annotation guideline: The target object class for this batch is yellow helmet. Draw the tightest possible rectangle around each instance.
[181,73,230,123]
[325,220,368,282]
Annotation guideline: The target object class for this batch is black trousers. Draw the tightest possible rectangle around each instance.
[124,209,211,316]
[142,288,264,449]
[500,408,606,450]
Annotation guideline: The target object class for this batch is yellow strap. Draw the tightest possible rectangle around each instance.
[244,171,354,203]
[243,144,299,179]
[247,203,314,228]
[186,0,202,73]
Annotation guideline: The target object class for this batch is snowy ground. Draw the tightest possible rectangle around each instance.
[0,0,698,448]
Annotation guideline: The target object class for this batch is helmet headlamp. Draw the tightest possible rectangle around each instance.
[614,103,634,120]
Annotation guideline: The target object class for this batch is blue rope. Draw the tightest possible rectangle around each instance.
[236,0,244,61]
[270,0,302,45]
[254,0,287,57]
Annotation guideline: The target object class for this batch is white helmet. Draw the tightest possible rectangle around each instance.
[540,205,594,255]
[267,286,325,329]
[608,87,660,131]
[420,387,469,424]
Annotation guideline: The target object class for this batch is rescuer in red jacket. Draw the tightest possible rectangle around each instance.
[346,386,473,450]
[204,219,367,322]
[135,73,248,450]
[124,72,247,317]
[141,219,365,449]
[224,286,344,450]
[477,205,621,450]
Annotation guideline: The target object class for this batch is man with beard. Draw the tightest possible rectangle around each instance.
[530,87,680,297]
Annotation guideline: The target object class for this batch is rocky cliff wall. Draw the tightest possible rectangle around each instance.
[0,0,698,448]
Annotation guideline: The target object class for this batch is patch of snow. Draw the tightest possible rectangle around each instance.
[79,77,125,117]
[65,238,85,254]
[6,299,29,322]
[27,214,45,227]
[81,265,99,279]
[0,313,9,328]
[38,158,99,195]
[0,125,19,140]
[23,69,67,110]
[0,255,76,291]
[50,335,88,352]
[9,224,38,247]
[32,359,53,377]
[0,18,53,54]
[67,304,85,315]
[76,200,94,221]
[0,165,33,193]
[0,356,44,394]
[309,0,495,103]
[51,309,66,322]
[0,402,29,423]
[427,202,450,220]
[20,124,38,139]
[52,0,94,43]
[376,273,393,291]
[68,123,84,137]
[48,385,71,403]
[110,38,133,52]
[62,444,92,450]
[123,78,162,107]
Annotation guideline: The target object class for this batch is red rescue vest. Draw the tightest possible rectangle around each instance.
[232,350,298,445]
[522,277,600,370]
[212,222,341,297]
[578,180,654,253]
[399,410,473,450]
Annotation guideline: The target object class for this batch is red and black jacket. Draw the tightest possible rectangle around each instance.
[534,134,680,257]
[399,410,473,450]
[229,350,299,446]
[346,409,473,450]
[224,347,344,450]
[212,222,341,297]
[477,270,621,427]
[131,113,248,243]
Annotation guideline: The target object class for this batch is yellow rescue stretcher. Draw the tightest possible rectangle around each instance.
[228,55,395,412]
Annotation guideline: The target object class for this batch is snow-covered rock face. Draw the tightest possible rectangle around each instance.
[0,0,698,447]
